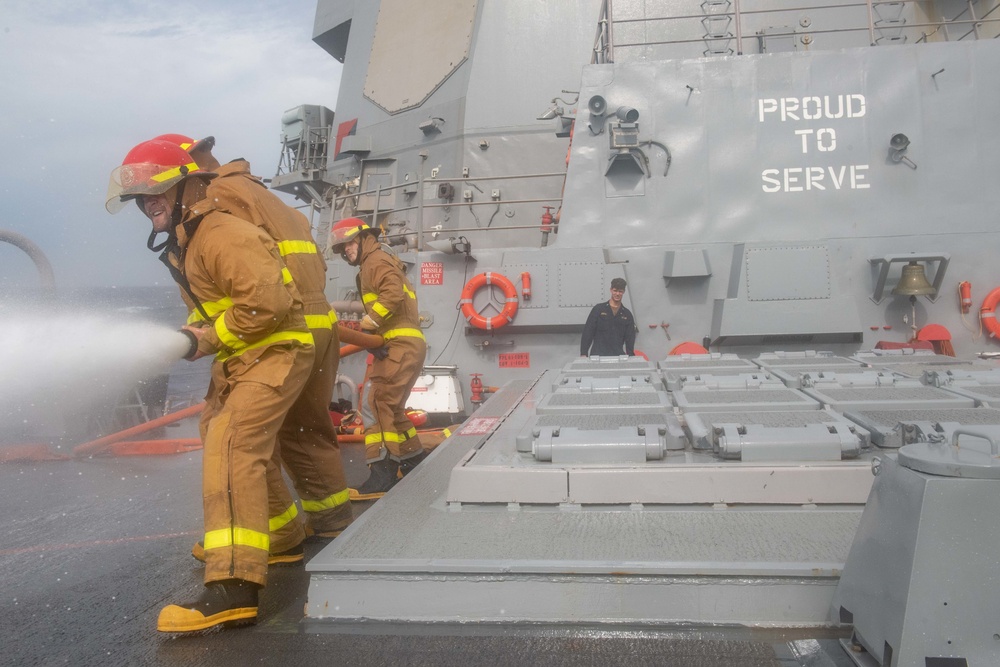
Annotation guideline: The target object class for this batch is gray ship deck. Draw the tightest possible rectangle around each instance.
[2,441,857,667]
[307,375,869,628]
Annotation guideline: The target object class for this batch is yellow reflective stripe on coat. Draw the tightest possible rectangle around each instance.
[276,240,318,256]
[304,310,339,330]
[443,428,452,438]
[403,284,416,299]
[404,426,417,439]
[215,329,315,362]
[187,297,234,325]
[269,503,299,533]
[203,527,270,552]
[382,327,425,341]
[362,292,392,319]
[301,488,351,513]
[186,266,293,327]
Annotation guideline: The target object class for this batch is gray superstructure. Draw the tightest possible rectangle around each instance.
[279,1,1000,663]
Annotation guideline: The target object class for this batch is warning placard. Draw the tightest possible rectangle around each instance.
[420,262,444,285]
[460,417,499,435]
[498,352,530,368]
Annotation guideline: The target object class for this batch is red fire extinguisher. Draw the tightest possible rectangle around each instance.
[959,281,972,314]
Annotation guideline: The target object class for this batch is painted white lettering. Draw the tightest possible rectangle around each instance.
[781,98,800,121]
[802,96,822,120]
[757,94,864,122]
[795,129,814,153]
[760,165,871,193]
[807,167,826,190]
[784,167,804,192]
[828,166,847,189]
[823,95,844,119]
[758,99,778,122]
[761,169,781,193]
[817,128,837,152]
[847,94,866,118]
[851,164,870,189]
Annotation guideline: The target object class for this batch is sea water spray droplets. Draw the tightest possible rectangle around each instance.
[0,315,192,423]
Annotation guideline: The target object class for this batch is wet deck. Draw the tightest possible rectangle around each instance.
[2,438,856,666]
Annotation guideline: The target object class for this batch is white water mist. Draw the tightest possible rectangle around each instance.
[0,314,193,437]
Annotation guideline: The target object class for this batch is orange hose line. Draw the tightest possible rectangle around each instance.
[106,439,203,457]
[339,344,366,358]
[336,324,384,349]
[73,402,206,457]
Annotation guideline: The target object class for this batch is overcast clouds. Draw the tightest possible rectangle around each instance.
[0,1,342,292]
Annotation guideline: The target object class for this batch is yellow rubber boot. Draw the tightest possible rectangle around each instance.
[157,579,259,633]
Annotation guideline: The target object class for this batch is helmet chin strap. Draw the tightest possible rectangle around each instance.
[144,179,188,253]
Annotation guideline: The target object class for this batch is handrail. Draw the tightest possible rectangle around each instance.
[597,0,998,58]
[332,170,566,250]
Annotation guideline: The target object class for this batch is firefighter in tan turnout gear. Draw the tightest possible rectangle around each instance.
[105,138,346,634]
[331,217,428,498]
[153,134,352,562]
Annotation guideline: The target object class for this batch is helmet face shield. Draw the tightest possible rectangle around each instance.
[105,139,201,214]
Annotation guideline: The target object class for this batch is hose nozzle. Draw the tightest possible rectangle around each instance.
[178,328,199,360]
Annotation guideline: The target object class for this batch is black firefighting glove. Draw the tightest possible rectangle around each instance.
[371,345,389,361]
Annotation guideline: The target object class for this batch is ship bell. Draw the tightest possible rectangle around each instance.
[892,261,936,296]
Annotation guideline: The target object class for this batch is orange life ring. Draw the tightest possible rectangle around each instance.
[980,287,1000,338]
[460,272,519,330]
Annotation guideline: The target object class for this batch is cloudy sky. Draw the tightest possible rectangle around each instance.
[0,1,342,292]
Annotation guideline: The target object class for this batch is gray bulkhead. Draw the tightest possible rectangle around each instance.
[288,0,1000,403]
[291,0,1000,650]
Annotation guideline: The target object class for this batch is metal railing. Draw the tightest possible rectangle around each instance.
[332,171,566,252]
[592,0,1000,62]
[275,126,332,178]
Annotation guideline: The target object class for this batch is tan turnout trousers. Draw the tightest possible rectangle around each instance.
[200,344,314,585]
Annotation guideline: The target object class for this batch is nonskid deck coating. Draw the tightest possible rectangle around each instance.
[307,378,864,625]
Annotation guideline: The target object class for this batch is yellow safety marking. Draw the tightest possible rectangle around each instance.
[303,309,338,330]
[150,161,199,183]
[269,503,299,532]
[186,297,233,325]
[365,430,406,445]
[215,330,314,362]
[214,313,244,350]
[382,327,425,341]
[203,527,269,552]
[301,488,351,512]
[277,240,318,256]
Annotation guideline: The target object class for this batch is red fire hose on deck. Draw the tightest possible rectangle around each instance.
[73,402,206,458]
